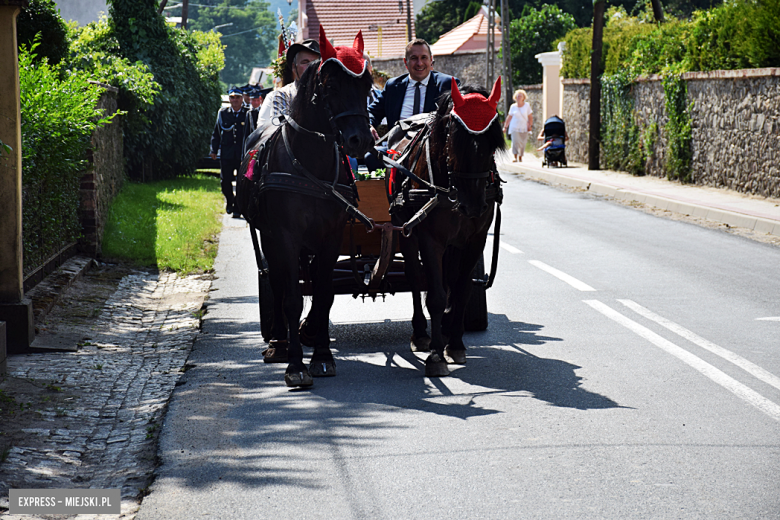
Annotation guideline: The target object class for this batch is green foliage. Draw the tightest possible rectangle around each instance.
[507,4,576,85]
[105,0,223,180]
[18,43,116,273]
[68,16,159,120]
[687,0,780,71]
[463,1,483,22]
[16,0,69,65]
[600,71,644,175]
[561,1,779,79]
[184,0,276,86]
[102,175,223,274]
[662,74,693,181]
[415,0,473,44]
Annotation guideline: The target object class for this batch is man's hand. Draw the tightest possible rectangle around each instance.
[370,126,380,142]
[210,153,217,160]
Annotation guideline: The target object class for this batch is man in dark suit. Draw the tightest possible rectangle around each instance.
[210,86,249,218]
[364,38,458,171]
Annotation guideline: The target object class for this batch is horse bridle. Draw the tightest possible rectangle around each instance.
[306,68,370,146]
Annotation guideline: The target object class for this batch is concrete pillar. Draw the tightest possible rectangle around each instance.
[534,50,563,124]
[0,2,34,353]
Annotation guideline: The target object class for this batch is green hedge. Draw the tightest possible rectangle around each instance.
[19,44,116,274]
[98,0,223,180]
[562,2,780,79]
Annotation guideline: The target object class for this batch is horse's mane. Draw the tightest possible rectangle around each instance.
[431,84,507,158]
[289,59,321,122]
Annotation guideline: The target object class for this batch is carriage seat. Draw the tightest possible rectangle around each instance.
[386,113,434,161]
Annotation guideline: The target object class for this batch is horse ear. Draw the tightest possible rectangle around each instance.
[488,76,501,109]
[319,25,337,62]
[450,80,464,108]
[353,30,364,54]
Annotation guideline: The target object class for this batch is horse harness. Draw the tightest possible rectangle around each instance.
[381,116,505,290]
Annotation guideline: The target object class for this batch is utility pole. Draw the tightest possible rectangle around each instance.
[588,0,605,170]
[406,0,412,42]
[181,0,189,30]
[485,0,495,89]
[500,0,512,116]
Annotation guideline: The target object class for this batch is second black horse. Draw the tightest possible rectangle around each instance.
[390,78,506,377]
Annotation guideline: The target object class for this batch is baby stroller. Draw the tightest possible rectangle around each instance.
[540,115,567,168]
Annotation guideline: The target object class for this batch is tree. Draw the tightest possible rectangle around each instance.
[415,0,473,44]
[184,0,276,87]
[16,0,69,65]
[107,0,223,179]
[507,4,576,85]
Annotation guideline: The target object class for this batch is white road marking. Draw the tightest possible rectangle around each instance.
[619,299,780,393]
[528,260,596,291]
[485,236,524,254]
[585,300,780,422]
[756,317,780,322]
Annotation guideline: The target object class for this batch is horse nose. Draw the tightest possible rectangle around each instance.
[345,130,370,156]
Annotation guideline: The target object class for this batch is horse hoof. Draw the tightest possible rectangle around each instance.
[410,335,431,352]
[299,319,316,348]
[424,353,450,377]
[285,369,313,388]
[309,360,336,377]
[262,340,288,363]
[444,348,467,365]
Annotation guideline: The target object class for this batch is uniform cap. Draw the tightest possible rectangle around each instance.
[228,86,243,96]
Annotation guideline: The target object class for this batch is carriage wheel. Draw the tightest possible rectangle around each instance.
[258,255,274,342]
[464,255,488,332]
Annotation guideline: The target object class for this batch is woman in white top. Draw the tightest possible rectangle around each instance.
[503,89,533,162]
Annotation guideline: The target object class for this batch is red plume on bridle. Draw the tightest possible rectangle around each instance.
[317,25,368,77]
[450,76,502,134]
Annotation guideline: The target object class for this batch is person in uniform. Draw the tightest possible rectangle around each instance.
[243,86,271,153]
[210,86,249,218]
[240,84,252,108]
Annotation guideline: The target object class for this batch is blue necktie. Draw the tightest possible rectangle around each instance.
[412,82,421,115]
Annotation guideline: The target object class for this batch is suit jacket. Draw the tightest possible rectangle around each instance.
[368,71,459,130]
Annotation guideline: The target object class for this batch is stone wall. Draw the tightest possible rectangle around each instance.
[372,50,504,91]
[561,79,590,164]
[686,69,780,196]
[80,84,124,257]
[560,69,780,198]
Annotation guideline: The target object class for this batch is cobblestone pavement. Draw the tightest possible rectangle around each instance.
[0,267,211,519]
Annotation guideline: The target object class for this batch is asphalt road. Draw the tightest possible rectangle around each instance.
[137,172,780,520]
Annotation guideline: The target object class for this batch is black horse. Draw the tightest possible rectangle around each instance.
[391,79,506,377]
[236,27,373,387]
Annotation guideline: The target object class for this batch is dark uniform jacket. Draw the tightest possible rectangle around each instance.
[210,106,249,162]
[368,71,458,130]
[242,108,261,154]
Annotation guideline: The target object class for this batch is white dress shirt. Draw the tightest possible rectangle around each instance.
[399,73,430,121]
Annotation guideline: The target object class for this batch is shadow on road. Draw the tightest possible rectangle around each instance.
[148,307,627,498]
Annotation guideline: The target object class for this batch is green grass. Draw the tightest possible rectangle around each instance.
[102,174,223,274]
